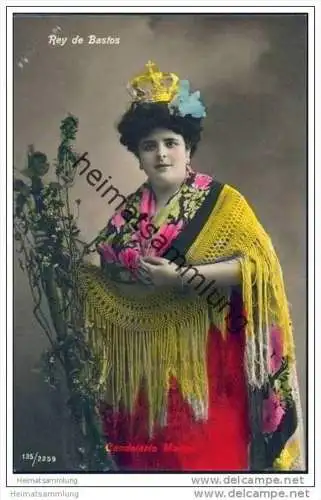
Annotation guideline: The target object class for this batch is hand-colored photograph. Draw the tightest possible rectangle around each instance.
[13,12,307,473]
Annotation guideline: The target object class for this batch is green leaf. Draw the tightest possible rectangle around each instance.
[60,115,79,141]
[15,193,27,217]
[170,203,181,220]
[60,174,73,184]
[48,182,62,191]
[20,168,35,179]
[31,176,44,194]
[13,179,30,196]
[27,152,50,177]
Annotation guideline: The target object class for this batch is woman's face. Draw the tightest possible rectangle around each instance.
[137,128,190,190]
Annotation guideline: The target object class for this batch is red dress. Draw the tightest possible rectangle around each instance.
[100,323,250,471]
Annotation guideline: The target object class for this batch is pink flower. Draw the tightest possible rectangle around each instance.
[140,187,155,215]
[111,212,126,230]
[138,216,158,242]
[118,247,140,271]
[152,220,184,255]
[192,173,212,190]
[269,325,284,374]
[130,230,141,246]
[98,244,117,263]
[262,390,285,434]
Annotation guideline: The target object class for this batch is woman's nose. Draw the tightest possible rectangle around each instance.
[156,143,167,158]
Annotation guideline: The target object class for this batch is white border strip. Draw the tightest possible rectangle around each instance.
[5,4,318,14]
[4,1,318,493]
[6,6,13,488]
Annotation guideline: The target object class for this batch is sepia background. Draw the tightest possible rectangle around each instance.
[13,13,307,471]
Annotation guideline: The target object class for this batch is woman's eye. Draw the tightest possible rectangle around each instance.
[141,140,178,151]
[165,140,176,148]
[142,143,155,151]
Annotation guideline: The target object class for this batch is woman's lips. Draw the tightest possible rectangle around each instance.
[155,164,171,170]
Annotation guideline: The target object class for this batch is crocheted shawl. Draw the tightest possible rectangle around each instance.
[77,169,304,471]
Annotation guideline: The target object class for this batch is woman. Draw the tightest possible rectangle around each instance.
[79,61,304,471]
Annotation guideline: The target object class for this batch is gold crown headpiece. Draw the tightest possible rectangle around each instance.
[127,60,180,103]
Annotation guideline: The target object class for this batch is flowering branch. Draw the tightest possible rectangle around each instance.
[13,115,117,472]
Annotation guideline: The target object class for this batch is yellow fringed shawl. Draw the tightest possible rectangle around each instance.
[77,183,303,470]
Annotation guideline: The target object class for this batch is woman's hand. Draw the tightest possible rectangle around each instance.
[137,256,180,288]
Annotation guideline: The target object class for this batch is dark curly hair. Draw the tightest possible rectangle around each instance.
[117,102,203,158]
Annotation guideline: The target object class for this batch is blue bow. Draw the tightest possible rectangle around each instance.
[168,80,206,119]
